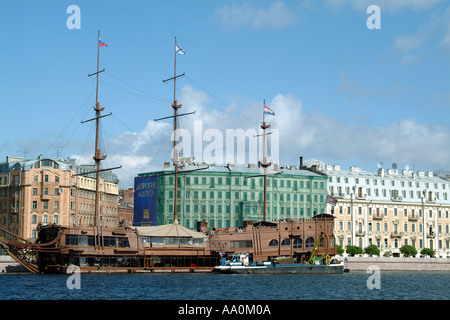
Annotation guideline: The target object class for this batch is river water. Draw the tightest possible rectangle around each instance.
[0,271,448,300]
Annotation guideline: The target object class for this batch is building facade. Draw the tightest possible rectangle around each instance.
[137,162,328,230]
[119,188,134,227]
[0,155,119,241]
[320,164,450,257]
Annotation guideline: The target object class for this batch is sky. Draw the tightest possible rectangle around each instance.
[0,0,449,188]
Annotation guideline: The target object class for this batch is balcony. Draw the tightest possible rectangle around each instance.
[408,215,418,221]
[372,214,383,220]
[390,231,404,238]
[356,230,365,237]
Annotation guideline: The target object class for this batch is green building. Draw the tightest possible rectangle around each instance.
[137,163,328,230]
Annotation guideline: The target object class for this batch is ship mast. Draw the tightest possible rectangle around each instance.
[172,37,181,225]
[157,37,192,225]
[81,31,120,228]
[93,30,106,227]
[260,100,272,222]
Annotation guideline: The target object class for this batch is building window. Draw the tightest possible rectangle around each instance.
[305,237,315,248]
[269,239,278,247]
[32,215,37,224]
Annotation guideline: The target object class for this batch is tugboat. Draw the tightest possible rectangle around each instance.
[214,232,344,274]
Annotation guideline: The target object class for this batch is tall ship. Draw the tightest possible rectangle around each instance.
[0,36,340,274]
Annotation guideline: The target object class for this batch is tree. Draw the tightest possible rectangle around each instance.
[400,245,417,257]
[420,248,435,257]
[336,245,344,255]
[346,245,363,256]
[364,244,380,256]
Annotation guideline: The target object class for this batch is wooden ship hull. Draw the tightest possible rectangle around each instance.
[0,214,337,274]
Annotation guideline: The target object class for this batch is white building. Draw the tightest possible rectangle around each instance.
[320,163,450,257]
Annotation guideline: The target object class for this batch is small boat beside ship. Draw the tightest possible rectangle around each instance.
[214,252,343,274]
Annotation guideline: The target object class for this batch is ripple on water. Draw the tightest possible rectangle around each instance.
[0,271,449,300]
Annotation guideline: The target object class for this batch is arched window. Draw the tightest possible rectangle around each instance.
[269,239,278,247]
[281,238,290,246]
[305,237,315,248]
[293,237,302,249]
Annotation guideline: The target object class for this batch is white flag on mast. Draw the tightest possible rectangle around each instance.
[176,44,186,55]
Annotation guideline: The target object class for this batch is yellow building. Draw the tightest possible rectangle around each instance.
[0,155,119,241]
[321,164,450,258]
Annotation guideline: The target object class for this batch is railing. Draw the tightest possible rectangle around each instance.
[390,231,404,238]
[0,227,21,242]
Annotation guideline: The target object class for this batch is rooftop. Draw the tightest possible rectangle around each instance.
[138,162,326,178]
[0,155,119,184]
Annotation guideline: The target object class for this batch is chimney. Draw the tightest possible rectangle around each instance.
[299,157,303,169]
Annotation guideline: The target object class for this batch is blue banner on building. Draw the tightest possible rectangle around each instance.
[134,176,158,226]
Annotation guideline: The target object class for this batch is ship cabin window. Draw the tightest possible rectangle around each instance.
[143,237,204,247]
[103,236,130,248]
[305,237,315,248]
[230,240,252,248]
[66,234,95,246]
[65,235,130,248]
[293,237,302,248]
[269,239,278,247]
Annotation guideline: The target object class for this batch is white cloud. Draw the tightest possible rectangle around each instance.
[71,119,173,188]
[212,1,298,31]
[97,85,450,188]
[394,33,425,53]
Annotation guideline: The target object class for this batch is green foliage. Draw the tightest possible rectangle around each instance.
[420,248,435,257]
[364,244,380,256]
[383,251,392,257]
[400,245,417,257]
[336,245,344,255]
[346,245,363,256]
